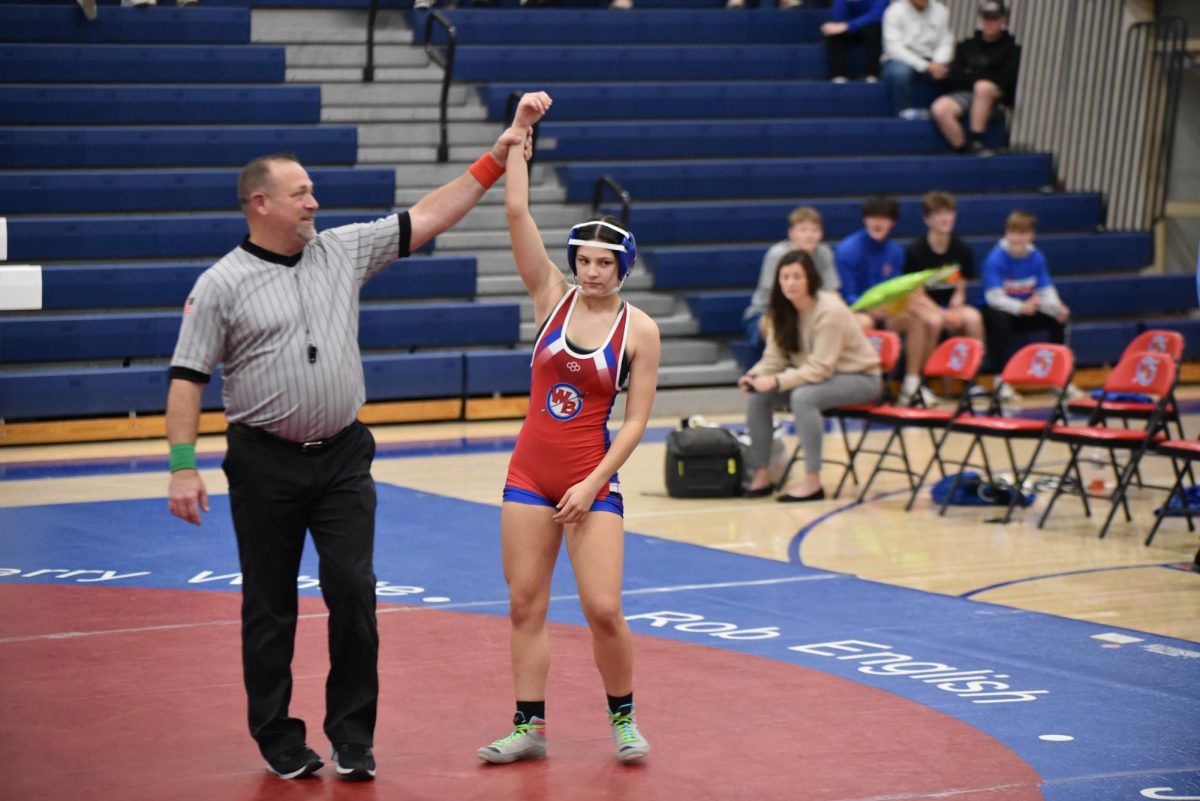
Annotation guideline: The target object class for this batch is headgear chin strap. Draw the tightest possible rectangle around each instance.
[567,219,637,282]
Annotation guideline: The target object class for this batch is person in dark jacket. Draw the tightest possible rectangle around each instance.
[930,0,1021,154]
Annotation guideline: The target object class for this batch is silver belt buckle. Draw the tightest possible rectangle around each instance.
[301,439,324,452]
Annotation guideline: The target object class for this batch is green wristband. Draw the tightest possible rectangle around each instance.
[169,443,198,473]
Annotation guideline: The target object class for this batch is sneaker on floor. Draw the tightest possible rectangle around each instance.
[898,108,929,121]
[997,383,1022,403]
[267,745,323,780]
[610,705,650,763]
[831,76,849,84]
[900,385,940,407]
[331,744,376,781]
[76,0,97,19]
[477,716,547,764]
[864,75,879,83]
[1062,383,1084,400]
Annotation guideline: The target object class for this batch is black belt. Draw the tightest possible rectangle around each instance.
[230,421,357,454]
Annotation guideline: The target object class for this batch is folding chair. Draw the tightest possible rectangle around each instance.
[1066,329,1186,439]
[854,336,985,506]
[1146,438,1200,546]
[933,344,1074,523]
[1038,350,1178,539]
[775,330,901,497]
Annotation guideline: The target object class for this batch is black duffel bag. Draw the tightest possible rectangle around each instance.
[664,419,743,498]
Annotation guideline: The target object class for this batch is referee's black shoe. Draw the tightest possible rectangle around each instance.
[331,744,376,781]
[267,745,323,779]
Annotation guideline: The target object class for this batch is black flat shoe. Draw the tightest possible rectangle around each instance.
[743,485,774,498]
[777,488,826,503]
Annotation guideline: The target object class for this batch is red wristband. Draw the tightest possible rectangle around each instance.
[468,153,505,189]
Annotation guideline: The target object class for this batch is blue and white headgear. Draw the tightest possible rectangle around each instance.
[567,218,637,282]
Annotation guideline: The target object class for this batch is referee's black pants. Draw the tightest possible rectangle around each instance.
[223,421,378,761]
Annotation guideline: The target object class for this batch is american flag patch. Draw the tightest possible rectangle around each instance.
[184,296,196,314]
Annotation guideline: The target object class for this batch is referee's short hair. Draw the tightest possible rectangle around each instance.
[238,153,301,210]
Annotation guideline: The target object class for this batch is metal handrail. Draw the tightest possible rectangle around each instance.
[590,176,631,230]
[363,0,381,82]
[423,11,457,163]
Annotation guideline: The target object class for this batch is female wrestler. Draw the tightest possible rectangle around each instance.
[477,92,661,765]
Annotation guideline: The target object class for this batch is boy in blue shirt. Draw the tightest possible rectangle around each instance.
[981,209,1071,376]
[836,196,935,404]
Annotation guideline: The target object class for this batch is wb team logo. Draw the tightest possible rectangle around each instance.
[1029,348,1056,379]
[547,382,583,421]
[948,341,971,371]
[1133,355,1158,388]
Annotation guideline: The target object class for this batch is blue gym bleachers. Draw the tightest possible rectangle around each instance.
[559,154,1053,202]
[0,85,323,125]
[533,118,1006,162]
[4,212,392,261]
[645,232,1155,291]
[454,45,825,83]
[1,43,286,83]
[0,3,251,43]
[0,351,470,421]
[0,126,359,168]
[481,82,889,122]
[37,256,475,310]
[0,167,393,214]
[0,302,518,364]
[685,275,1197,338]
[421,9,823,45]
[621,193,1102,247]
[464,350,533,396]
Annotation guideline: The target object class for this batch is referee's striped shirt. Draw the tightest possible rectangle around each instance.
[170,212,410,443]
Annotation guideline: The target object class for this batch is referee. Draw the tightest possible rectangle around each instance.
[166,102,537,781]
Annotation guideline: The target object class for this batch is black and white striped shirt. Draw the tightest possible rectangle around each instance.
[170,212,410,442]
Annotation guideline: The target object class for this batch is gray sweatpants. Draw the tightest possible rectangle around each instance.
[746,373,881,474]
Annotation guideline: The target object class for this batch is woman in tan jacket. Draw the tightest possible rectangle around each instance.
[740,250,882,502]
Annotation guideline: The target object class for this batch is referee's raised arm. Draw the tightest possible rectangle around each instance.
[408,122,527,252]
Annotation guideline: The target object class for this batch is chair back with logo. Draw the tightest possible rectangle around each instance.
[999,343,1074,391]
[921,336,984,382]
[1104,350,1177,399]
[865,329,902,374]
[1124,329,1184,362]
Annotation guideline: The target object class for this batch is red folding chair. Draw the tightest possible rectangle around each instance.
[1038,350,1178,539]
[776,330,901,497]
[855,336,985,506]
[933,344,1074,523]
[1067,329,1185,439]
[1145,437,1200,546]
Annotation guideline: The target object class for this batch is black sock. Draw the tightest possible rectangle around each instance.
[607,693,633,714]
[968,130,983,144]
[515,700,545,724]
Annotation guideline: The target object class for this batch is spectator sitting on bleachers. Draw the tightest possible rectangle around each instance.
[821,0,888,83]
[980,210,1071,397]
[903,191,985,349]
[836,195,938,404]
[930,0,1021,155]
[740,249,881,501]
[741,206,839,367]
[882,0,953,118]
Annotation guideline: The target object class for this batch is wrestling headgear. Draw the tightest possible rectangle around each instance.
[567,218,637,281]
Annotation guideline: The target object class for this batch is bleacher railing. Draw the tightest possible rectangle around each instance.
[950,0,1187,232]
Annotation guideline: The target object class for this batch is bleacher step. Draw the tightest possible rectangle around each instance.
[324,105,485,124]
[288,67,444,83]
[396,182,564,208]
[357,121,514,147]
[320,83,473,108]
[284,43,432,68]
[656,359,742,389]
[251,8,412,45]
